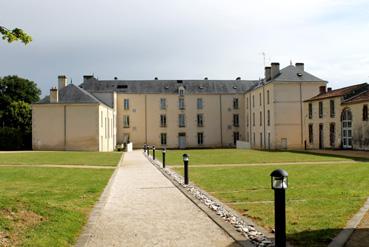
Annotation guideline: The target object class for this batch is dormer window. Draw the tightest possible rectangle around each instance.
[178,86,185,96]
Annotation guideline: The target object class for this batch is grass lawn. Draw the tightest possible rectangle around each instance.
[171,151,369,246]
[159,149,353,166]
[0,151,121,246]
[0,151,122,166]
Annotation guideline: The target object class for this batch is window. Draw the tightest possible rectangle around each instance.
[363,105,368,121]
[267,90,270,104]
[179,88,185,96]
[101,111,103,127]
[252,112,255,126]
[252,95,255,108]
[319,102,323,118]
[197,114,204,127]
[246,97,249,109]
[160,114,167,127]
[260,111,262,126]
[308,124,313,144]
[329,123,335,147]
[268,132,271,149]
[246,114,249,127]
[233,114,239,127]
[330,100,335,118]
[197,98,203,109]
[246,131,249,142]
[260,133,263,147]
[179,114,185,127]
[267,110,270,126]
[253,132,255,144]
[259,93,262,106]
[123,115,130,128]
[233,132,240,145]
[160,98,166,110]
[160,133,167,145]
[197,132,204,145]
[233,98,239,109]
[308,103,313,119]
[179,98,185,110]
[123,99,129,110]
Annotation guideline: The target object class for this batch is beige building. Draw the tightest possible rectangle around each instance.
[303,83,369,150]
[32,76,116,151]
[33,62,327,151]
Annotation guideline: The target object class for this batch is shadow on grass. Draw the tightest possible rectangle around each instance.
[285,227,369,247]
[288,150,369,162]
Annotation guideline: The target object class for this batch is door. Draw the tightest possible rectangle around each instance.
[342,109,352,149]
[319,124,324,149]
[178,133,186,149]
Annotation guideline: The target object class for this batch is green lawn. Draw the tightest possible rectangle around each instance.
[170,150,369,246]
[0,151,121,246]
[0,151,122,166]
[159,149,352,166]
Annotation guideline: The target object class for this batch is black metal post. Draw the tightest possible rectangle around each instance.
[304,140,307,150]
[183,154,189,185]
[274,187,286,247]
[162,149,166,168]
[144,144,147,154]
[147,145,150,156]
[153,146,156,160]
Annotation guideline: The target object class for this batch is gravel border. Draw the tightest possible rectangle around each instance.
[146,153,275,247]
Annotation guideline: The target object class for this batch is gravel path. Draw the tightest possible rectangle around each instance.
[76,150,237,247]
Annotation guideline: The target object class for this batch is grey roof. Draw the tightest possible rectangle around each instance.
[37,84,111,107]
[269,65,325,83]
[80,78,260,94]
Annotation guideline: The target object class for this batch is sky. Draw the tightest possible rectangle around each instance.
[1,0,369,96]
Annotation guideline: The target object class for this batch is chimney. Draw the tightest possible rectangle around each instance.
[271,62,280,79]
[83,75,94,82]
[58,75,67,90]
[319,85,326,94]
[264,66,271,81]
[327,87,332,92]
[50,87,58,103]
[295,62,304,71]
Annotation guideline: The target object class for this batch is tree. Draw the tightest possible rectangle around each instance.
[0,26,32,44]
[2,101,32,131]
[0,76,40,149]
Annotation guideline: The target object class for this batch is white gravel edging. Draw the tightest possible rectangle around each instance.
[146,154,274,247]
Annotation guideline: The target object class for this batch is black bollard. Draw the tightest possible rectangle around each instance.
[144,144,147,154]
[153,145,156,160]
[270,169,288,247]
[183,154,189,185]
[162,148,166,168]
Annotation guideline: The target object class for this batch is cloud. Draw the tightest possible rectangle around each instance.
[1,0,369,95]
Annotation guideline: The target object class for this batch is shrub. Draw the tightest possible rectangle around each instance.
[0,127,30,150]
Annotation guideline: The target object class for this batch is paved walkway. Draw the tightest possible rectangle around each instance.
[307,149,369,160]
[77,150,237,247]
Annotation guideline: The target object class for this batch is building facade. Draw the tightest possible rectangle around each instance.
[33,62,327,151]
[303,83,369,150]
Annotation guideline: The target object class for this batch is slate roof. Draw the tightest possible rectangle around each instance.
[79,78,260,94]
[268,65,326,83]
[304,83,368,102]
[342,87,369,105]
[37,83,111,107]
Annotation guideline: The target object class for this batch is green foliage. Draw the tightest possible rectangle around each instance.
[0,127,23,150]
[2,101,31,130]
[0,75,40,150]
[0,25,32,44]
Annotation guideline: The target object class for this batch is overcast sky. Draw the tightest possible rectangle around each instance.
[1,0,369,96]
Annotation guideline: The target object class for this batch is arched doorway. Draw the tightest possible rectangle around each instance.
[341,108,352,149]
